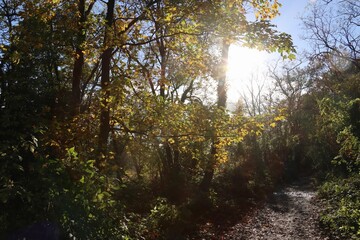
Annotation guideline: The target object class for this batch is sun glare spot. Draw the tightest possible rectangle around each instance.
[227,45,270,104]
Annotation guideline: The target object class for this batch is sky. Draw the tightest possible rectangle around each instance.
[227,0,314,105]
[272,0,312,53]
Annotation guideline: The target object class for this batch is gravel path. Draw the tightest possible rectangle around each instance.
[193,180,329,240]
[220,181,328,240]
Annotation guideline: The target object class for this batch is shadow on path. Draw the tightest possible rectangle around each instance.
[218,179,329,240]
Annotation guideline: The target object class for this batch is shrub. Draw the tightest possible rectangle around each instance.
[145,198,193,239]
[319,175,360,239]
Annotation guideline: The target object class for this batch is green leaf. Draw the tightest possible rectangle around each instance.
[79,176,85,183]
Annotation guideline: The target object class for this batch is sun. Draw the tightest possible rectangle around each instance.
[227,45,269,104]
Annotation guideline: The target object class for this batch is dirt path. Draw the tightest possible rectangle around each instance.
[193,180,329,239]
[220,180,329,240]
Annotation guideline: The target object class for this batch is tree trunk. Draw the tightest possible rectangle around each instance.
[200,39,230,193]
[71,0,87,116]
[163,143,184,202]
[199,145,216,192]
[98,0,115,168]
[217,40,229,108]
[158,37,166,98]
[72,47,84,115]
[0,66,5,110]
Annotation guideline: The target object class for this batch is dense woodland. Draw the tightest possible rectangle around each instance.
[0,0,359,239]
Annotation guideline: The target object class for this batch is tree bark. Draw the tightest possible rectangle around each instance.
[98,0,115,167]
[71,0,96,115]
[71,0,86,116]
[0,66,5,110]
[217,40,229,109]
[200,39,230,193]
[72,47,84,115]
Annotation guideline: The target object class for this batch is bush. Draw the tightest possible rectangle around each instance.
[318,175,360,239]
[145,198,193,240]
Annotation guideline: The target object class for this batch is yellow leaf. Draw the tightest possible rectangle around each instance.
[274,115,285,121]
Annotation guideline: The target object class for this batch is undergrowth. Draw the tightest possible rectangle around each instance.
[318,174,360,240]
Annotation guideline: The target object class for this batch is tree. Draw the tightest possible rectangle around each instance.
[71,0,96,116]
[0,0,299,237]
[98,0,115,167]
[303,0,360,70]
[199,0,295,193]
[97,0,160,167]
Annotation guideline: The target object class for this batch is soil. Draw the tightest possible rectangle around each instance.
[191,179,330,240]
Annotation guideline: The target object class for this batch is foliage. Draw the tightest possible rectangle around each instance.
[2,0,358,235]
[0,140,132,239]
[318,175,360,239]
[332,99,360,173]
[316,97,360,240]
[145,198,184,239]
[47,147,129,239]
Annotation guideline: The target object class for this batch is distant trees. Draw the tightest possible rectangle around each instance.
[303,0,360,70]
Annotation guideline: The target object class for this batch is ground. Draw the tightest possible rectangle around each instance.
[192,179,330,240]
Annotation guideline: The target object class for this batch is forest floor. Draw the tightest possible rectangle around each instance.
[191,179,331,240]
